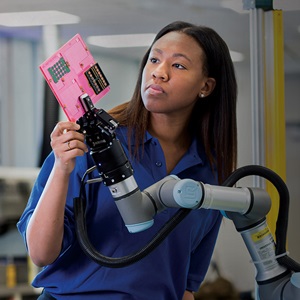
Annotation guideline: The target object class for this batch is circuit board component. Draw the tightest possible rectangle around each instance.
[47,57,70,83]
[85,63,109,95]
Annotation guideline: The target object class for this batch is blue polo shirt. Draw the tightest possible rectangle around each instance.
[17,126,222,300]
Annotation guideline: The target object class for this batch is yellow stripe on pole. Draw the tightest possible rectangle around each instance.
[265,10,286,236]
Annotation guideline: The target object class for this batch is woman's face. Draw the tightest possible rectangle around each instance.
[141,31,212,116]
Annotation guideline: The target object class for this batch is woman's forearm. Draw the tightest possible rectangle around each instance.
[26,166,70,267]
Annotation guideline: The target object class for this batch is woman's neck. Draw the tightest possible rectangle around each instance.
[148,113,192,173]
[149,113,190,143]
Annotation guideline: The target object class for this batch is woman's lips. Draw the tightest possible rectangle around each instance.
[146,84,165,95]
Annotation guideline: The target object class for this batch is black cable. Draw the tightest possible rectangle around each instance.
[74,164,300,271]
[74,195,190,268]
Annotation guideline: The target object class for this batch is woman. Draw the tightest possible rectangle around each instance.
[18,21,237,299]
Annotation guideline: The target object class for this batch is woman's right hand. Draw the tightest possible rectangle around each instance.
[50,121,88,174]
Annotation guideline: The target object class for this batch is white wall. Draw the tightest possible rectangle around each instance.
[285,73,300,263]
[0,38,43,167]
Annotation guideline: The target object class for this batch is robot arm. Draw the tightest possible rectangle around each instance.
[107,173,300,300]
[74,95,300,300]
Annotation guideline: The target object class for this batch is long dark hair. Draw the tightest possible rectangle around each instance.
[109,21,237,184]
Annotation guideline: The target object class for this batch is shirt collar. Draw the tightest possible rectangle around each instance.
[146,130,205,169]
[116,126,205,166]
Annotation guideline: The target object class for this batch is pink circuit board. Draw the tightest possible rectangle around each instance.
[39,34,110,121]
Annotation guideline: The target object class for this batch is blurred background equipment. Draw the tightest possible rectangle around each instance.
[0,167,41,299]
[194,261,240,300]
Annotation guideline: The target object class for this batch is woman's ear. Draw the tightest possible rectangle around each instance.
[199,77,216,98]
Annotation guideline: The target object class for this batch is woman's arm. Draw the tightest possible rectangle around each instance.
[26,121,87,267]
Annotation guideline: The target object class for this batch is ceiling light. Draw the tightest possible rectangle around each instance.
[87,33,156,48]
[0,10,80,27]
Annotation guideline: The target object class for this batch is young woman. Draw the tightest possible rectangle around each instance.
[18,21,237,300]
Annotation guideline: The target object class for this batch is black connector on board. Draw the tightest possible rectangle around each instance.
[85,63,109,95]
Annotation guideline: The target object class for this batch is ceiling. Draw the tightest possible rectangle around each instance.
[0,0,299,73]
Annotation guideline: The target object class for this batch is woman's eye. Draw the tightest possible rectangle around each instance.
[149,57,159,63]
[173,63,186,70]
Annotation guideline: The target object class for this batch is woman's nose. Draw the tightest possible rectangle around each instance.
[151,64,169,81]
